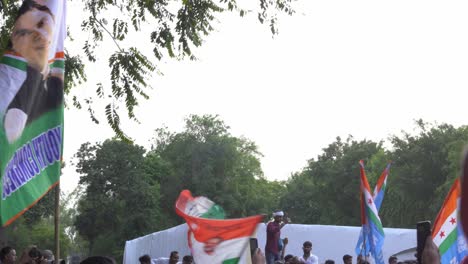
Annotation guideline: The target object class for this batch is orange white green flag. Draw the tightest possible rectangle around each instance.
[432,178,468,264]
[175,190,263,264]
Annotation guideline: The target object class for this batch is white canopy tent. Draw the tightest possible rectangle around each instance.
[123,224,416,264]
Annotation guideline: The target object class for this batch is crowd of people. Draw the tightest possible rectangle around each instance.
[0,246,63,264]
[0,210,441,264]
[131,209,440,264]
[138,251,193,264]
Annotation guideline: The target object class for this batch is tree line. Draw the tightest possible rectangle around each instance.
[3,115,468,262]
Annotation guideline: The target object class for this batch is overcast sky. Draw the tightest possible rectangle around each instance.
[62,0,468,193]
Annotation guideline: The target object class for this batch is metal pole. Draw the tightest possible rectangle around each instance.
[0,226,6,247]
[54,182,60,262]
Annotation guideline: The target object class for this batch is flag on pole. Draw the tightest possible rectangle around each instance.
[355,162,391,258]
[0,0,66,226]
[432,179,468,264]
[175,190,263,264]
[355,160,385,264]
[373,162,391,210]
[355,188,371,257]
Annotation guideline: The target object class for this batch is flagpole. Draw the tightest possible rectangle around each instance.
[362,226,367,261]
[54,181,60,262]
[0,227,6,247]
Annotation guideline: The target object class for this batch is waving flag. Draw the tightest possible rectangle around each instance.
[175,190,263,264]
[355,160,385,264]
[373,162,391,210]
[355,162,391,258]
[0,0,66,226]
[432,179,468,264]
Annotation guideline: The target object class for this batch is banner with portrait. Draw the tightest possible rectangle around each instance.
[0,0,66,226]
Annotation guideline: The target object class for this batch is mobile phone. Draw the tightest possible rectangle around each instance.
[416,221,432,264]
[250,238,258,257]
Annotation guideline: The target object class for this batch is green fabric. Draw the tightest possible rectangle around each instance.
[222,257,240,264]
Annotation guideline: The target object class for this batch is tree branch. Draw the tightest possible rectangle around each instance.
[93,16,124,53]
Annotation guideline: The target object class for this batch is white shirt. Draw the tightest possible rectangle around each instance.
[0,63,26,117]
[151,258,182,264]
[299,254,319,264]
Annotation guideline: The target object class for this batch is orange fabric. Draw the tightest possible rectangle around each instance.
[432,178,459,237]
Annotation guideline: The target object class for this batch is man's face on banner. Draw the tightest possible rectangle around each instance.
[12,4,54,73]
[203,237,223,255]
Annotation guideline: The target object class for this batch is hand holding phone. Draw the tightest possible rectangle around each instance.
[416,221,432,264]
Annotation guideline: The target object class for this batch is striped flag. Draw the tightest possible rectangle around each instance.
[373,162,391,210]
[355,162,391,258]
[432,179,468,264]
[175,190,263,264]
[355,160,385,264]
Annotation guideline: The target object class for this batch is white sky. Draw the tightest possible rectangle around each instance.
[62,0,468,193]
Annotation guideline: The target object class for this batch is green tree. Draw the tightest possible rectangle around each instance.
[280,121,468,228]
[0,0,294,138]
[383,120,468,227]
[150,114,284,224]
[74,139,162,260]
[4,213,72,258]
[280,136,385,225]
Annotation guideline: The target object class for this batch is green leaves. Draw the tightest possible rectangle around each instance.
[150,115,283,221]
[64,0,294,138]
[106,48,154,139]
[1,0,295,138]
[112,19,128,41]
[280,121,468,228]
[64,51,87,94]
[74,139,162,258]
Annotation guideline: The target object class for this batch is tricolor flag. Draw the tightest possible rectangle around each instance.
[175,190,263,264]
[432,179,468,264]
[355,162,391,258]
[355,160,385,264]
[0,0,66,226]
[373,162,391,210]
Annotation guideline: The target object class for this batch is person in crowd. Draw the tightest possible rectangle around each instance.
[290,256,304,264]
[422,236,440,264]
[389,256,398,264]
[298,241,318,264]
[284,255,294,264]
[168,251,179,264]
[265,210,290,264]
[138,254,151,264]
[42,250,54,263]
[253,248,266,264]
[0,247,17,264]
[343,254,352,264]
[80,256,116,264]
[325,260,335,264]
[356,254,363,264]
[280,237,289,262]
[153,251,180,264]
[181,255,193,264]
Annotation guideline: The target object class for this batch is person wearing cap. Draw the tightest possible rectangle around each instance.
[265,210,289,264]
